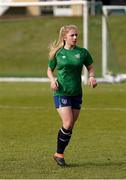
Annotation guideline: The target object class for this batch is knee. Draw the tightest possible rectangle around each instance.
[63,120,74,130]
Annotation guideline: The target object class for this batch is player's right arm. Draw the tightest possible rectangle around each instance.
[47,67,59,91]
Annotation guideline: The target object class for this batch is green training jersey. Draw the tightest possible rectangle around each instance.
[48,45,93,96]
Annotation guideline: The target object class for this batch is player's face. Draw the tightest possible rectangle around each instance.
[64,29,78,48]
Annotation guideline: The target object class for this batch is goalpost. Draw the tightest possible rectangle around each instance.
[0,0,89,84]
[1,2,126,83]
[102,5,126,82]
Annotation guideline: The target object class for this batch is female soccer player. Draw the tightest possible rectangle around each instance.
[47,25,97,166]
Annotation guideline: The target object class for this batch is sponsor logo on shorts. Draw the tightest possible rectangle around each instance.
[61,98,67,105]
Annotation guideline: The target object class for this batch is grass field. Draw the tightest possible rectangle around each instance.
[0,15,126,77]
[0,82,126,179]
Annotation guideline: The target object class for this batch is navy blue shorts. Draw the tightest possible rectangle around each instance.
[54,95,82,109]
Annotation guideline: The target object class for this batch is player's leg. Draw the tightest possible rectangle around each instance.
[53,95,81,166]
[72,108,80,127]
[71,95,82,126]
[56,106,73,153]
[54,106,74,166]
[56,108,80,155]
[57,106,74,129]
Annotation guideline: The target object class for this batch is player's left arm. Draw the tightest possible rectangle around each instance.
[87,64,97,88]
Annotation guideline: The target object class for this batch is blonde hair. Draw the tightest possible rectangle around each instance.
[49,25,78,60]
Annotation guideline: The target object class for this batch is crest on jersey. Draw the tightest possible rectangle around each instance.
[75,54,80,59]
[62,55,66,59]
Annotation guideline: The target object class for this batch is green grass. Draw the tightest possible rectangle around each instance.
[0,82,126,179]
[0,16,83,77]
[0,15,126,77]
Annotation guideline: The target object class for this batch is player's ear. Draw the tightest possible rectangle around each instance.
[63,34,67,41]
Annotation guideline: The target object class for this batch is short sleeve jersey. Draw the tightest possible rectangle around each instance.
[48,45,93,96]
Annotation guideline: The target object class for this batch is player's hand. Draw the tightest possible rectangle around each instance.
[50,79,59,91]
[88,77,97,88]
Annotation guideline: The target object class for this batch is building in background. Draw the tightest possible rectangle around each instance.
[0,0,83,16]
[13,0,40,16]
[0,0,126,17]
[0,0,12,16]
[101,0,126,5]
[0,0,40,16]
[53,0,83,16]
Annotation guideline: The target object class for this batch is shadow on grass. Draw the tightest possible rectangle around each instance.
[66,161,126,168]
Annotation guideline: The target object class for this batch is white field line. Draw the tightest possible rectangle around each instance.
[0,76,126,83]
[82,107,126,112]
[0,77,50,82]
[0,105,45,110]
[0,105,126,112]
